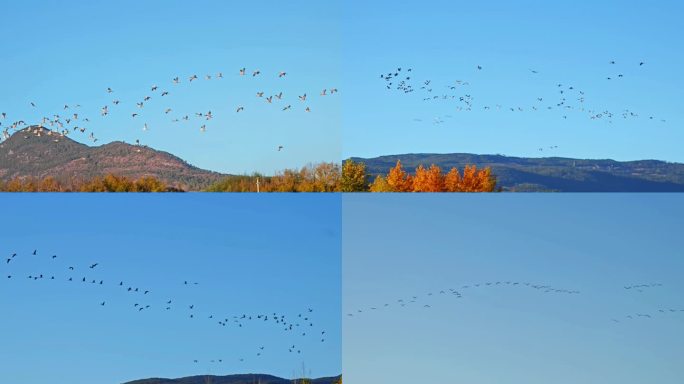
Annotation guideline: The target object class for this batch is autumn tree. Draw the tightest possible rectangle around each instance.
[459,165,496,192]
[271,169,301,192]
[369,175,393,192]
[134,176,167,192]
[385,160,412,192]
[296,165,316,192]
[413,164,445,192]
[77,174,168,192]
[204,162,343,192]
[3,178,31,192]
[442,165,496,192]
[340,159,368,192]
[364,161,497,193]
[38,177,63,192]
[312,162,341,192]
[474,166,496,192]
[207,177,248,192]
[444,167,462,192]
[0,176,67,191]
[105,174,134,191]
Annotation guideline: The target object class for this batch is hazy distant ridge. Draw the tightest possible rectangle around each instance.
[350,153,684,191]
[123,373,342,384]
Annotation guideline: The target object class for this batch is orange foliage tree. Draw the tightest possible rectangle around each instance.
[413,164,445,192]
[453,165,496,192]
[371,161,496,192]
[385,160,413,192]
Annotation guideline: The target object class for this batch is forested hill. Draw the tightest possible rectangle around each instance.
[350,153,684,191]
[123,373,342,384]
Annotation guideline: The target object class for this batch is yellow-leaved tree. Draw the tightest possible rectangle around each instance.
[369,175,393,192]
[340,159,368,192]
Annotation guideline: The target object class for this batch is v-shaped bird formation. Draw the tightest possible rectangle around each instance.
[2,247,330,366]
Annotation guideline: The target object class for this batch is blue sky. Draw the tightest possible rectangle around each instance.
[341,0,684,162]
[0,0,341,175]
[3,1,683,171]
[0,194,341,383]
[343,194,684,384]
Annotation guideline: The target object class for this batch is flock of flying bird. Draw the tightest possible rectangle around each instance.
[0,60,670,157]
[380,60,668,152]
[0,68,339,152]
[346,280,579,317]
[2,246,680,369]
[2,248,330,366]
[345,278,681,326]
[610,283,684,323]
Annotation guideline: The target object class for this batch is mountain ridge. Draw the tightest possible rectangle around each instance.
[350,152,684,191]
[122,373,342,384]
[0,126,226,190]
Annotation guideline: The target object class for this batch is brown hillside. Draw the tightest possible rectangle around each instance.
[0,126,225,190]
